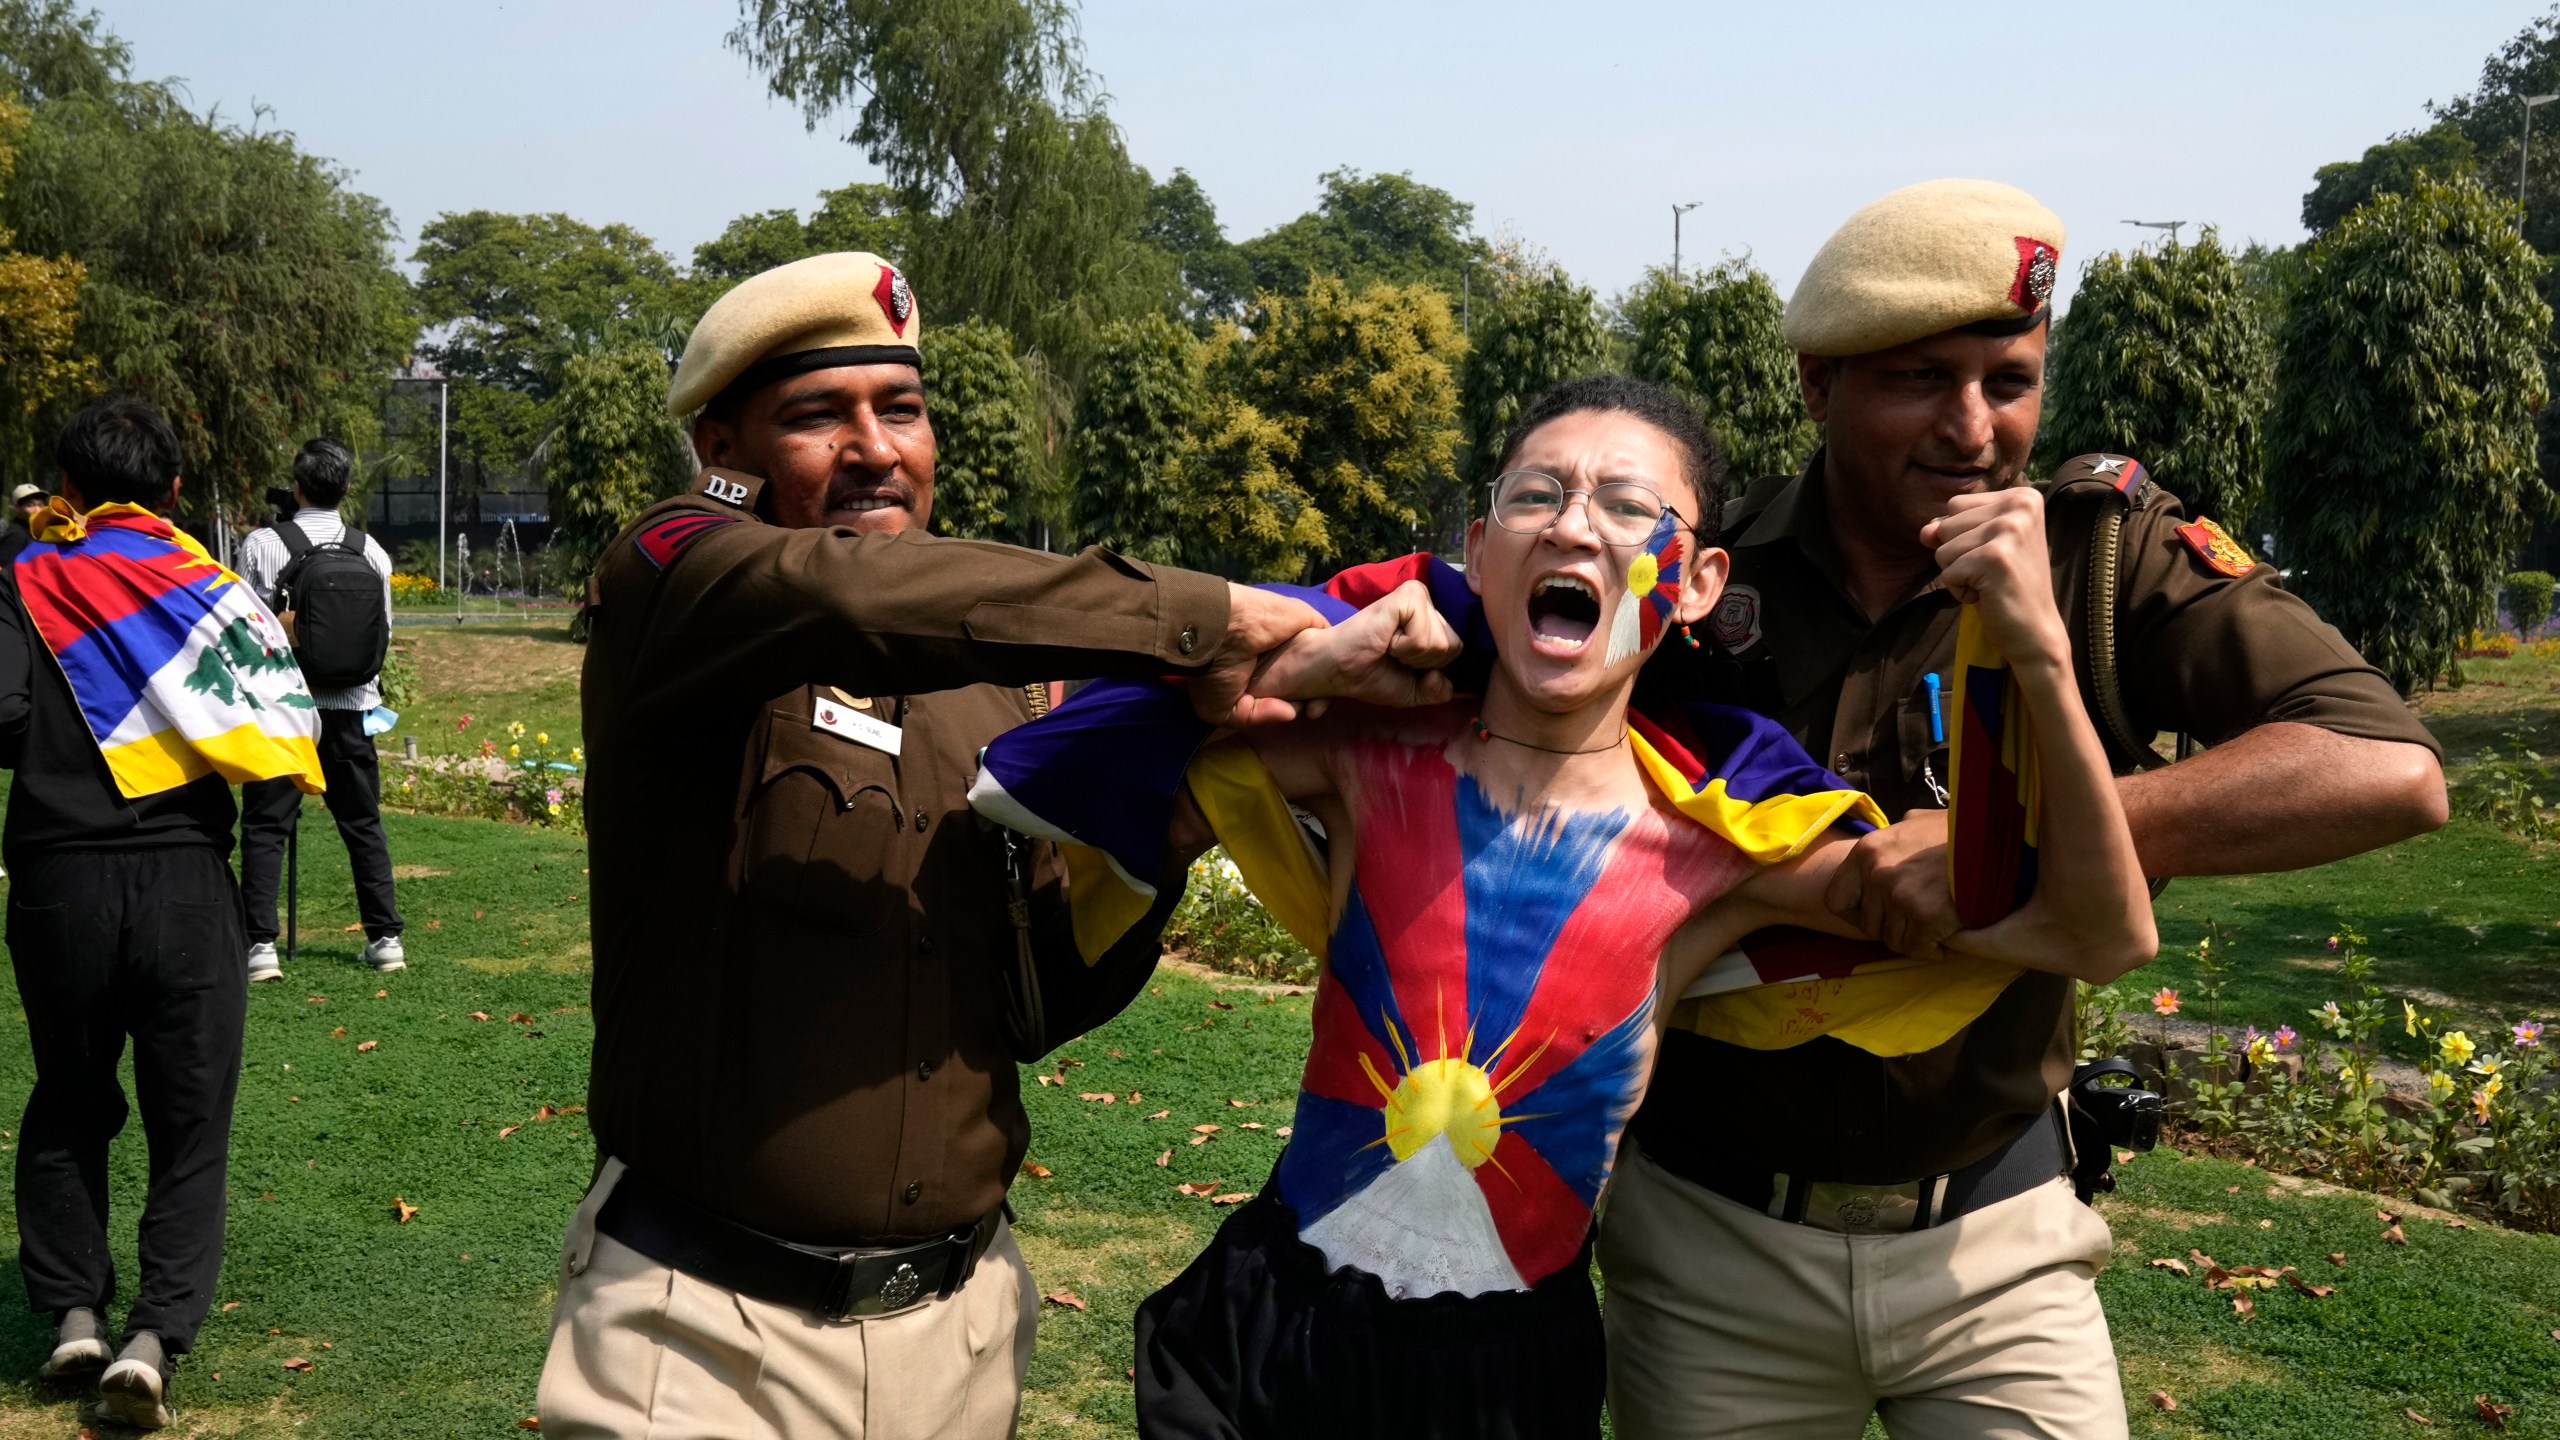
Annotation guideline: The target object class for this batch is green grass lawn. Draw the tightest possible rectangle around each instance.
[382,627,584,758]
[0,797,2548,1437]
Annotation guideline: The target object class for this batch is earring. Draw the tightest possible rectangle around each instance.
[1680,623,1700,650]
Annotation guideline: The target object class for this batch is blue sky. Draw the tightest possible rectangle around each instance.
[102,1,2537,310]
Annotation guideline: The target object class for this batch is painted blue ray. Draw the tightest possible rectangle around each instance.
[1453,774,1628,1065]
[1323,890,1414,1071]
[1499,997,1653,1205]
[1274,1091,1397,1225]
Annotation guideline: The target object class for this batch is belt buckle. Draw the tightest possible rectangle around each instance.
[1789,1178,1924,1234]
[820,1252,923,1322]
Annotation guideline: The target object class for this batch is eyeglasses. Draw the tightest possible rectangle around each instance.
[1487,470,1684,548]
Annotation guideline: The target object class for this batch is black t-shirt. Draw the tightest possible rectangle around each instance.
[0,564,237,864]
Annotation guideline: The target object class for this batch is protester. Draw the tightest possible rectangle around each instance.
[968,375,2158,1439]
[0,394,323,1429]
[1602,180,2450,1438]
[234,438,402,980]
[538,251,1452,1440]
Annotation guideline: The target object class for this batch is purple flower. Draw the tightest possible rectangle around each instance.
[2272,1025,2299,1052]
[545,788,564,807]
[2516,1021,2545,1050]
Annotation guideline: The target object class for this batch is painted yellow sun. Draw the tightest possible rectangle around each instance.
[1625,552,1659,597]
[1381,1056,1503,1167]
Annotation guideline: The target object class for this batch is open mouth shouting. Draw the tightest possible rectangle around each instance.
[1526,573,1602,655]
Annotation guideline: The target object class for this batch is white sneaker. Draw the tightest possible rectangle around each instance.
[95,1331,170,1429]
[246,942,282,983]
[364,935,406,972]
[38,1307,108,1380]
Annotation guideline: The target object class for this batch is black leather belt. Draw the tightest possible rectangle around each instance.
[597,1170,1000,1320]
[1672,1107,2071,1235]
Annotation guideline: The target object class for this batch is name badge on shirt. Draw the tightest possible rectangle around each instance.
[812,694,902,757]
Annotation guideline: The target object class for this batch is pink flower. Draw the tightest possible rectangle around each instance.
[2273,1025,2299,1052]
[457,714,473,732]
[2516,1021,2545,1050]
[2151,987,2181,1016]
[545,788,563,807]
[478,740,495,759]
[2326,935,2341,952]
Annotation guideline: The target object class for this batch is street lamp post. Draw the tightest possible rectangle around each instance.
[2122,219,2187,246]
[2521,94,2559,209]
[1671,201,1701,281]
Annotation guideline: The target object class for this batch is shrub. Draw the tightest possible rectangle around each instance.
[2504,569,2556,633]
[388,718,585,834]
[1165,849,1317,985]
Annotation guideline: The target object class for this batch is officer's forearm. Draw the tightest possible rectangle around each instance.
[2117,723,2448,877]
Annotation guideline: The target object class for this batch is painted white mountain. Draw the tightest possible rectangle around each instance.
[1298,1132,1528,1298]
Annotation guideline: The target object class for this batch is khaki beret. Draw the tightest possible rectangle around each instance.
[9,483,44,505]
[1783,179,2065,357]
[667,251,921,416]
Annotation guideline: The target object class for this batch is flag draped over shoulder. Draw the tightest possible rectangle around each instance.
[966,553,2040,1060]
[12,501,324,798]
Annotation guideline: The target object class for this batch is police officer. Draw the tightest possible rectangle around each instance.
[537,253,1443,1438]
[1601,181,2448,1438]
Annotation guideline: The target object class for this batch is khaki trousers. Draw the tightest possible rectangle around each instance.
[1598,1144,2126,1440]
[538,1159,1040,1440]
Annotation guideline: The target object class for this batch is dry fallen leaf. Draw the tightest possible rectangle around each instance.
[425,919,440,929]
[2147,1258,2191,1276]
[1193,1124,1221,1134]
[2188,1249,2221,1270]
[2117,1150,2137,1164]
[307,996,327,1004]
[2378,1208,2398,1223]
[2404,1407,2434,1425]
[2280,1271,2335,1299]
[498,1125,521,1139]
[1228,1099,1257,1108]
[518,1418,542,1432]
[469,1012,491,1022]
[1277,1126,1293,1138]
[2230,1290,2255,1321]
[1021,1161,1054,1179]
[342,923,363,933]
[1128,1091,1142,1103]
[330,1026,347,1038]
[392,1197,419,1223]
[1207,1000,1234,1011]
[1188,1135,1211,1146]
[374,990,388,999]
[1077,1093,1115,1103]
[2259,1219,2276,1229]
[2328,1252,2347,1266]
[2226,1185,2243,1194]
[2477,1396,2515,1432]
[2446,1217,2471,1230]
[2384,1223,2408,1246]
[1035,1074,1060,1087]
[1155,1150,1172,1168]
[1176,1181,1221,1197]
[1210,1192,1254,1205]
[1145,1109,1170,1120]
[533,1105,557,1122]
[281,1357,313,1372]
[1242,1122,1265,1130]
[510,1012,536,1023]
[356,1040,378,1052]
[1042,1290,1087,1311]
[221,1301,241,1311]
[2150,1391,2177,1412]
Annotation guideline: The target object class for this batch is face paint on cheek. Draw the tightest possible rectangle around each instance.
[1602,510,1687,668]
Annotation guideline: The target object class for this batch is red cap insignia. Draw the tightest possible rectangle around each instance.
[2009,237,2058,311]
[873,264,914,335]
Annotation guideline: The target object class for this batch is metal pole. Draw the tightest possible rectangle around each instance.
[1673,204,1682,281]
[2523,102,2534,204]
[437,379,449,590]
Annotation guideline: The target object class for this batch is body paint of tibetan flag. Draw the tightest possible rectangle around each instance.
[12,502,323,798]
[1603,510,1686,668]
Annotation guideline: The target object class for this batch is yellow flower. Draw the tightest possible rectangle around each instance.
[570,747,584,763]
[2404,1001,2419,1037]
[508,744,520,758]
[508,721,525,738]
[536,732,549,745]
[2245,1034,2275,1066]
[2440,1031,2476,1066]
[547,802,562,815]
[2428,1069,2455,1095]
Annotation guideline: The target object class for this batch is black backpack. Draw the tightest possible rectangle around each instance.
[274,520,390,690]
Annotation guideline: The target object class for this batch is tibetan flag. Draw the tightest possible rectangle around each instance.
[13,502,323,798]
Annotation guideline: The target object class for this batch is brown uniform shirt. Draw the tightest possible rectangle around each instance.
[580,468,1232,1245]
[1629,450,2439,1185]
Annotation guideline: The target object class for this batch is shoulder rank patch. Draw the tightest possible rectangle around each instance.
[633,510,738,570]
[2175,517,2255,578]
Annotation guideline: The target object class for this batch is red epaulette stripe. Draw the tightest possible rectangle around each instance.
[2114,460,2149,496]
[634,511,738,570]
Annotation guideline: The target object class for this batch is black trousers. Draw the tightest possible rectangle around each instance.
[1133,1190,1606,1440]
[239,707,401,943]
[7,847,247,1350]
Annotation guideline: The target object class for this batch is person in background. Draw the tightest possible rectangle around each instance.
[0,483,48,566]
[234,439,402,980]
[0,395,324,1429]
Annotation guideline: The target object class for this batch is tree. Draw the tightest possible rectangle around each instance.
[2036,229,2274,530]
[1226,276,1463,568]
[2430,10,2560,268]
[1235,168,1483,301]
[543,340,693,595]
[2301,123,2477,235]
[1068,313,1201,562]
[0,0,415,512]
[1143,168,1252,332]
[2263,175,2551,693]
[1166,384,1321,581]
[730,0,1176,377]
[693,182,912,286]
[0,96,91,463]
[1459,258,1609,489]
[1623,259,1815,490]
[923,318,1044,542]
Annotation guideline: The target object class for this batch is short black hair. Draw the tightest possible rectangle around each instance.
[1491,375,1725,546]
[55,394,183,508]
[293,437,354,507]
